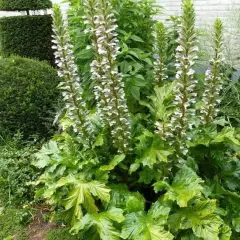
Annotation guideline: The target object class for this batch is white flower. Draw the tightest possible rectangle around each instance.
[187,69,195,76]
[176,45,184,52]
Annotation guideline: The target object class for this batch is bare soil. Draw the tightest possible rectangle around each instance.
[27,205,58,240]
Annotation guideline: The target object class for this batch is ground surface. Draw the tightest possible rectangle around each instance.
[0,208,77,240]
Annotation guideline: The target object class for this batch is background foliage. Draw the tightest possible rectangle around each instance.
[221,66,240,127]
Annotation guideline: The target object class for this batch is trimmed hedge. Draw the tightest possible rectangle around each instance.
[0,56,60,138]
[0,0,52,11]
[0,15,54,64]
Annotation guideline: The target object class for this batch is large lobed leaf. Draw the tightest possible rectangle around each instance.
[154,165,204,207]
[55,175,110,224]
[121,211,173,240]
[169,199,229,240]
[71,207,124,240]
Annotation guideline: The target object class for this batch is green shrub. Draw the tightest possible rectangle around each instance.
[0,0,51,11]
[0,134,39,206]
[0,15,54,64]
[0,56,60,138]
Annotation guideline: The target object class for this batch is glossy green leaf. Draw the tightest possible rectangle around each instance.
[55,175,110,224]
[169,199,223,240]
[232,217,240,232]
[130,35,144,42]
[35,141,59,168]
[93,134,104,148]
[100,154,126,171]
[121,211,173,240]
[126,196,145,213]
[156,166,204,207]
[71,207,124,239]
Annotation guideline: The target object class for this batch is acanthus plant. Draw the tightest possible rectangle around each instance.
[34,0,240,239]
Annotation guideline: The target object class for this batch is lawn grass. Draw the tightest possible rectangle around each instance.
[46,228,80,240]
[0,207,81,240]
[0,208,28,240]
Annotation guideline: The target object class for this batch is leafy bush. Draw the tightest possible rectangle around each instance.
[0,15,54,64]
[34,1,240,239]
[0,134,39,206]
[114,0,158,113]
[0,0,51,11]
[112,0,157,51]
[0,56,60,138]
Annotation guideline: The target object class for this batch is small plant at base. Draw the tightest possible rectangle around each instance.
[47,228,80,240]
[0,208,28,240]
[0,134,39,206]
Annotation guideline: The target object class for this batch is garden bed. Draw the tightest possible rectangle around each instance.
[1,0,240,239]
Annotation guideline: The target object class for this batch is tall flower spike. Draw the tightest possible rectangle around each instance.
[52,4,91,144]
[200,18,224,124]
[168,0,198,146]
[154,22,168,86]
[84,0,131,152]
[83,0,109,122]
